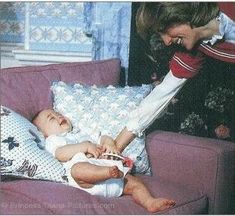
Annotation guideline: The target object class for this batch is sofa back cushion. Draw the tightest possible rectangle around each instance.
[1,59,121,120]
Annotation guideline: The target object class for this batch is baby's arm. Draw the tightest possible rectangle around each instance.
[55,141,102,162]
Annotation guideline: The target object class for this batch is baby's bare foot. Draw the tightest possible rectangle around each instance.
[109,166,123,178]
[146,198,175,213]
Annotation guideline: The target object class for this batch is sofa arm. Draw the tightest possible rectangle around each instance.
[146,131,235,214]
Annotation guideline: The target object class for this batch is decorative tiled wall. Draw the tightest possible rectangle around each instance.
[0,2,131,70]
[0,2,25,43]
[28,2,92,52]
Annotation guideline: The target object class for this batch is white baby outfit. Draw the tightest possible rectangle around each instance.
[45,130,130,198]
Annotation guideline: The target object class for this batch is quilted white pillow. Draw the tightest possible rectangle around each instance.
[1,106,66,182]
[51,81,152,175]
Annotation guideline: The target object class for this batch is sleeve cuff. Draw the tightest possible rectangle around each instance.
[45,135,67,157]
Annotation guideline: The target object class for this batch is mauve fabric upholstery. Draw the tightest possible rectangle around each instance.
[1,59,235,215]
[0,175,207,215]
[146,131,235,214]
[0,59,120,120]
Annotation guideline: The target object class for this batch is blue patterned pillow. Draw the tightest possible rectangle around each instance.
[51,81,152,175]
[1,106,66,182]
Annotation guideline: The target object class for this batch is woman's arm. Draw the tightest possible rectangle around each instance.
[115,127,136,152]
[115,70,187,152]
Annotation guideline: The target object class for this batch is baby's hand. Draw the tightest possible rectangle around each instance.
[100,135,120,159]
[102,143,119,154]
[86,142,103,159]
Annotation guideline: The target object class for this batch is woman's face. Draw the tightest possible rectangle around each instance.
[159,24,200,50]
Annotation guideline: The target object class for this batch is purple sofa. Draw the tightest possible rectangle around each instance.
[1,58,235,215]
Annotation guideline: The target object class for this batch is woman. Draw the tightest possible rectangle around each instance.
[115,2,235,152]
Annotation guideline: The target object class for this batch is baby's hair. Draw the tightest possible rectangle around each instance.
[32,110,43,124]
[31,108,51,125]
[32,111,39,123]
[31,109,44,135]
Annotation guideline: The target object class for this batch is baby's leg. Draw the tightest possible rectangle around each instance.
[123,174,175,213]
[71,162,123,188]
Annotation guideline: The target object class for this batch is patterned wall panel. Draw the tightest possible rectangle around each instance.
[1,2,131,70]
[84,2,131,68]
[0,2,25,43]
[28,2,92,52]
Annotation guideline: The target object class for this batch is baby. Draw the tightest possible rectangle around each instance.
[33,109,175,213]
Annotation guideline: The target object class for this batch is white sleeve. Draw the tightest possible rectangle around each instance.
[97,133,102,145]
[45,135,67,157]
[126,70,187,137]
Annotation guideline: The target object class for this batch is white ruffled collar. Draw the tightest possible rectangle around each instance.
[202,12,225,45]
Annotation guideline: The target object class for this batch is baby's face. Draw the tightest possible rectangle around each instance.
[33,109,72,137]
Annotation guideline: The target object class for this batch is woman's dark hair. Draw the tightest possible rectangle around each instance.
[136,2,220,39]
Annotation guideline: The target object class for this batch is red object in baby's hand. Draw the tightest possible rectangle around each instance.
[122,156,134,169]
[101,153,134,169]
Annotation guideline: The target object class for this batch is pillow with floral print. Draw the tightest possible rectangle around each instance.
[51,81,152,175]
[1,106,66,182]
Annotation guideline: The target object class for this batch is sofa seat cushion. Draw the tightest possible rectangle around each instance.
[0,188,54,215]
[1,177,207,215]
[139,176,208,214]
